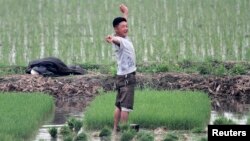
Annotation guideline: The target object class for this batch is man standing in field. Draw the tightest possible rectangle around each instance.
[105,4,136,132]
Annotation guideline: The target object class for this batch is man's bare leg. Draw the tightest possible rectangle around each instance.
[113,107,121,131]
[121,111,129,123]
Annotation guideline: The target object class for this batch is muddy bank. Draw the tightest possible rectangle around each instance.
[105,72,250,112]
[0,72,250,112]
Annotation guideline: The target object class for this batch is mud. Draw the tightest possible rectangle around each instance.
[0,72,250,111]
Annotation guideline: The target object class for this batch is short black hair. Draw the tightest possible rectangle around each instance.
[112,17,127,27]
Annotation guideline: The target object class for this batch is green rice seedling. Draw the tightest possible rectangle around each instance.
[120,130,136,141]
[60,118,84,140]
[0,133,16,141]
[191,127,205,133]
[67,117,83,133]
[247,117,250,124]
[1,0,249,65]
[197,61,213,75]
[136,131,154,141]
[67,118,77,131]
[213,117,235,125]
[119,123,130,132]
[74,120,83,133]
[178,60,193,69]
[99,127,112,137]
[213,64,226,76]
[84,90,211,130]
[109,65,117,76]
[163,133,179,141]
[75,132,88,141]
[48,127,58,138]
[158,64,169,72]
[230,64,247,75]
[60,125,72,137]
[137,64,169,73]
[198,137,208,141]
[0,92,54,140]
[63,134,74,141]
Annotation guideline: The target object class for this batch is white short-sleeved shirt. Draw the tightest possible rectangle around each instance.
[112,36,136,75]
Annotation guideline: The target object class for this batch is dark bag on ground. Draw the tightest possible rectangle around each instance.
[26,57,85,77]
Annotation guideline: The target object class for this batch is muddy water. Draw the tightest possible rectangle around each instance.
[34,96,86,141]
[34,97,250,141]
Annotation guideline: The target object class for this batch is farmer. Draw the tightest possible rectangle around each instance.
[105,4,136,132]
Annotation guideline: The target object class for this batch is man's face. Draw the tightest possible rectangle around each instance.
[114,21,128,37]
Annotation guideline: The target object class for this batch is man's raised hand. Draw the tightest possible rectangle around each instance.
[120,4,128,14]
[105,35,113,43]
[119,4,128,20]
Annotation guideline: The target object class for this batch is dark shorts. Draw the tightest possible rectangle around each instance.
[115,72,136,110]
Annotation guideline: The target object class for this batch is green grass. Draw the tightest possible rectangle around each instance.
[84,90,211,130]
[0,65,26,76]
[48,127,57,138]
[120,130,136,141]
[136,131,154,141]
[99,126,112,137]
[248,115,250,124]
[0,92,54,141]
[0,60,249,76]
[0,0,249,66]
[75,132,88,141]
[198,137,208,141]
[163,133,179,141]
[213,117,235,125]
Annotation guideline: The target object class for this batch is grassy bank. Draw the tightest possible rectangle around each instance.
[0,92,54,141]
[1,60,249,76]
[84,90,211,130]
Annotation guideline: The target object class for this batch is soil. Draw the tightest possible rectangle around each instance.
[0,72,250,112]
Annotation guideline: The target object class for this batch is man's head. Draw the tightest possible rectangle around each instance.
[113,17,128,37]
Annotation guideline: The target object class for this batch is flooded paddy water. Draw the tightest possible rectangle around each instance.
[34,96,250,141]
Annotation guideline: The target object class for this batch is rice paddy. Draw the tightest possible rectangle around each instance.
[0,0,249,139]
[0,0,249,66]
[0,92,54,141]
[84,90,211,130]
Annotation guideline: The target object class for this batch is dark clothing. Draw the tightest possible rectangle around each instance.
[115,72,136,110]
[26,57,85,77]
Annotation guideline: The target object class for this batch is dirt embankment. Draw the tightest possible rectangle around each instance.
[0,72,249,111]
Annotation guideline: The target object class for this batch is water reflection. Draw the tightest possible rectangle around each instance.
[209,96,250,125]
[212,96,250,113]
[35,96,87,141]
[50,96,89,124]
[210,111,248,125]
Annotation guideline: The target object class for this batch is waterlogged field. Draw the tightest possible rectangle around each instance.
[0,92,54,141]
[0,0,249,66]
[84,90,211,130]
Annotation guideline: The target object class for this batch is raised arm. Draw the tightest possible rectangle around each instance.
[119,4,128,20]
[105,4,128,46]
